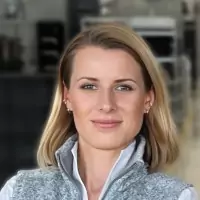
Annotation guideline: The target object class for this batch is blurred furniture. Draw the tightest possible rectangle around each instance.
[0,34,23,72]
[36,21,65,73]
[67,0,100,40]
[0,19,34,73]
[183,16,197,89]
[127,17,178,79]
[3,0,25,19]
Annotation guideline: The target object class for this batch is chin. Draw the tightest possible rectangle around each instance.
[78,126,137,151]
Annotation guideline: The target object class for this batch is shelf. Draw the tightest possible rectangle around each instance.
[129,17,176,30]
[136,31,177,37]
[0,19,33,25]
[183,15,195,22]
[157,57,177,63]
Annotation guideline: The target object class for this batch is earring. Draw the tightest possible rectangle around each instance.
[63,99,72,114]
[145,102,153,114]
[63,99,67,105]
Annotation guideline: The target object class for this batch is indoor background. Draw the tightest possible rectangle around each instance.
[0,0,199,195]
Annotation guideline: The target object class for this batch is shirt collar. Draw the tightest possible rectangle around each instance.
[55,134,146,179]
[71,139,139,185]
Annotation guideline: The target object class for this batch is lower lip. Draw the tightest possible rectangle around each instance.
[92,122,121,129]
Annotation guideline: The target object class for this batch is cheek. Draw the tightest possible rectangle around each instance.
[117,92,145,130]
[117,91,146,113]
[70,91,96,116]
[121,95,145,134]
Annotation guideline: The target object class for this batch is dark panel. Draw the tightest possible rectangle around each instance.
[0,76,55,187]
[67,0,100,40]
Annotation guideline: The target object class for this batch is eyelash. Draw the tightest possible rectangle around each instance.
[80,84,134,91]
[80,84,97,90]
[117,84,134,91]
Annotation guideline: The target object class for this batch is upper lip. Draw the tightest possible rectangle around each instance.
[91,119,122,123]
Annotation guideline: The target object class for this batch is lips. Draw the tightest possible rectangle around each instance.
[91,119,122,128]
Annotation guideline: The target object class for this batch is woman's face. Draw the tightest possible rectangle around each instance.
[64,46,154,151]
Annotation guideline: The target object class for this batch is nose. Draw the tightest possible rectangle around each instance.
[98,89,117,112]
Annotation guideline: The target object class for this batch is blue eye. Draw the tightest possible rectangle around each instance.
[80,84,97,90]
[116,85,133,91]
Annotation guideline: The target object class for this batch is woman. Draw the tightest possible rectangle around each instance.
[0,23,198,200]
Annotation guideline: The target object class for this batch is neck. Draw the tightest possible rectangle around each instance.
[78,141,122,194]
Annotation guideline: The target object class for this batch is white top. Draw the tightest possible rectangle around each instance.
[0,139,199,200]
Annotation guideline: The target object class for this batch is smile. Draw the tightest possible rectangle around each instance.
[91,120,122,129]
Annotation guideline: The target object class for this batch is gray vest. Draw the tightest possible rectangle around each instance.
[11,162,191,200]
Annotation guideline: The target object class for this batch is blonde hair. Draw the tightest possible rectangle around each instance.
[37,23,179,172]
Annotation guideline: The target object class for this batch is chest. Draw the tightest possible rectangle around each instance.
[12,170,189,200]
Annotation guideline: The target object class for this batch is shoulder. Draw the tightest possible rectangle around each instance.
[0,175,17,200]
[146,172,189,184]
[0,167,63,200]
[142,172,192,198]
[179,187,199,200]
[16,167,61,180]
[14,167,64,188]
[145,172,191,189]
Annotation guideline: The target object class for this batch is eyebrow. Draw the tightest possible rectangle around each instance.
[77,77,137,84]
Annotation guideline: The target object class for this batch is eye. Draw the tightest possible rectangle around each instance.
[80,84,97,90]
[116,85,134,91]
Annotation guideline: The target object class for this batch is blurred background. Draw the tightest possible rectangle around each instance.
[0,0,199,195]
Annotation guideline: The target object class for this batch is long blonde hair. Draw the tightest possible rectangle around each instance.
[37,23,178,172]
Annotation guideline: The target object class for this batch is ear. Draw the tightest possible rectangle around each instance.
[63,82,73,111]
[144,88,155,113]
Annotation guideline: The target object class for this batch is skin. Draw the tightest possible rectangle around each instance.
[64,46,154,199]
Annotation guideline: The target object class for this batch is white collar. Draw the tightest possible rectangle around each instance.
[70,137,146,199]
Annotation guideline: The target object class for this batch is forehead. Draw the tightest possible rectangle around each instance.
[72,46,143,80]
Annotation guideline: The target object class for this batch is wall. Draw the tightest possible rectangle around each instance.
[0,0,66,21]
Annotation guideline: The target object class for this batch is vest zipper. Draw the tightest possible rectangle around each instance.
[101,162,145,200]
[57,157,82,200]
[67,175,82,200]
